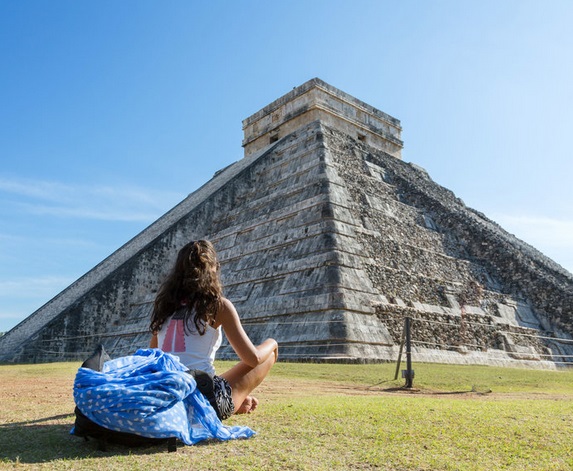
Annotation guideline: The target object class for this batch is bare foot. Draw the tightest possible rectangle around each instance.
[235,396,259,414]
[249,396,259,413]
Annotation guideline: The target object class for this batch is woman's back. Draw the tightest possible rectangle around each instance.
[156,314,222,376]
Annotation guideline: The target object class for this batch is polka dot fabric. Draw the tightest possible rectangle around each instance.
[73,348,255,445]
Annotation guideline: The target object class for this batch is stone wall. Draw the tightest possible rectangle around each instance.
[242,78,403,159]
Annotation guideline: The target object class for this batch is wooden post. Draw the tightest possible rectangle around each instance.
[393,320,407,381]
[403,317,414,388]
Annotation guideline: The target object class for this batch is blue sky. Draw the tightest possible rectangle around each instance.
[1,0,572,333]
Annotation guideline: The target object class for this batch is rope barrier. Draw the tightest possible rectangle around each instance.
[412,339,487,350]
[32,320,573,346]
[38,341,573,359]
[392,316,573,344]
[410,339,573,359]
[27,311,573,367]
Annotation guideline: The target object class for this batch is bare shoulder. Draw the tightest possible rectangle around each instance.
[214,297,239,327]
[220,297,237,315]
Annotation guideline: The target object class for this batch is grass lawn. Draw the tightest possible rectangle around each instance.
[1,361,572,470]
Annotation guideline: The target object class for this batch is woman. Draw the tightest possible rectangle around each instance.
[150,240,278,420]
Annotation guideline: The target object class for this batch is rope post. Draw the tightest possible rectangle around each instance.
[402,316,415,389]
[393,318,407,381]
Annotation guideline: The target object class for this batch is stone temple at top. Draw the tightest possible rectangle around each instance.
[1,78,572,367]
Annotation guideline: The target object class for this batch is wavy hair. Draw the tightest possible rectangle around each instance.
[150,240,223,336]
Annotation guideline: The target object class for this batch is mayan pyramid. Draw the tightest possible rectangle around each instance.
[1,78,572,367]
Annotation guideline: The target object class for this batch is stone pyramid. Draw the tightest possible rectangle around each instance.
[1,78,572,367]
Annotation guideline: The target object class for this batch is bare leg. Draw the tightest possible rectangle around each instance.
[220,339,278,415]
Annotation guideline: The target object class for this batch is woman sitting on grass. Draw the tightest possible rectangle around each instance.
[149,240,278,420]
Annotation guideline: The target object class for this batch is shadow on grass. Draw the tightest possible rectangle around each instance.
[381,387,467,393]
[0,413,73,428]
[380,387,492,395]
[0,414,192,464]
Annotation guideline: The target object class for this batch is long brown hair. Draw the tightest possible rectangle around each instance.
[150,240,223,335]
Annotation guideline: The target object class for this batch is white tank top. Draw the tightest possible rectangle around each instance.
[156,315,222,376]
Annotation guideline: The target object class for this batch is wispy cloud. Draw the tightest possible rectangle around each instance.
[0,276,73,298]
[0,276,73,331]
[0,176,185,222]
[0,232,102,252]
[492,213,573,249]
[14,202,165,222]
[492,212,573,274]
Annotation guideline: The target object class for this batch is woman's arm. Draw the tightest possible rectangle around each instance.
[218,298,277,368]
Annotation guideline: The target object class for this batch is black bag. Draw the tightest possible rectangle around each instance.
[72,345,178,452]
[73,406,178,452]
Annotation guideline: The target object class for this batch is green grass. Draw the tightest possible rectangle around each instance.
[1,361,572,470]
[268,361,573,394]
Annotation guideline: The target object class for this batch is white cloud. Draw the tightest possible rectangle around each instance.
[0,176,184,222]
[0,276,72,298]
[491,213,573,274]
[14,202,163,222]
[0,276,74,331]
[492,214,573,249]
